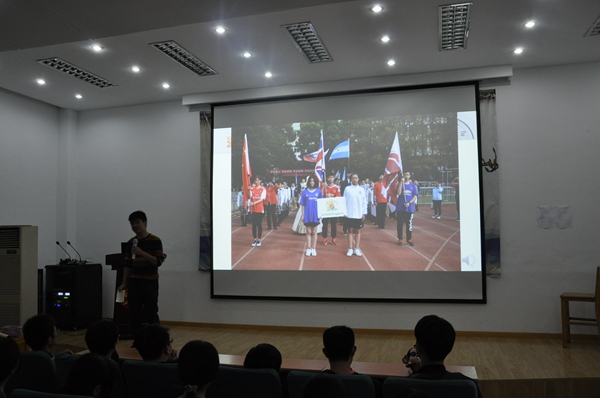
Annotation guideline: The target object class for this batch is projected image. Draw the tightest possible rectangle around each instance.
[211,83,484,301]
[229,113,465,271]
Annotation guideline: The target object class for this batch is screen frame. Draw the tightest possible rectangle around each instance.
[209,80,487,304]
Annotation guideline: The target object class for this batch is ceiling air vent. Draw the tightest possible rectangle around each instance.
[150,40,218,76]
[439,2,473,51]
[584,15,600,37]
[37,58,116,88]
[282,22,332,63]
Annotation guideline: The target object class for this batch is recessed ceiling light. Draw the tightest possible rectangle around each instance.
[75,94,82,99]
[215,27,226,34]
[243,52,252,58]
[91,45,103,52]
[131,66,140,72]
[514,47,523,54]
[36,79,46,85]
[265,72,272,78]
[371,5,383,13]
[387,60,396,66]
[162,83,170,89]
[525,21,536,28]
[381,35,390,43]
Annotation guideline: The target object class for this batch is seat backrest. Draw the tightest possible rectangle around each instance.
[121,360,182,398]
[52,353,78,390]
[4,352,59,396]
[383,377,478,398]
[287,371,375,398]
[206,366,282,398]
[9,389,89,398]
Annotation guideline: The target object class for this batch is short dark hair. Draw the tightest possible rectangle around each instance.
[22,314,55,351]
[128,210,147,222]
[414,315,456,362]
[0,336,20,384]
[323,326,354,362]
[303,373,346,398]
[85,320,119,356]
[65,353,115,398]
[178,340,219,397]
[132,324,171,361]
[243,343,282,372]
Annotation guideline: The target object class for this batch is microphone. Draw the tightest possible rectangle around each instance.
[67,241,83,264]
[132,239,138,259]
[56,241,72,265]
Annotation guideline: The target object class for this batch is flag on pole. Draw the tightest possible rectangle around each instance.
[335,170,340,179]
[382,132,403,212]
[329,139,350,161]
[303,148,329,162]
[342,166,347,181]
[314,131,325,186]
[241,134,252,210]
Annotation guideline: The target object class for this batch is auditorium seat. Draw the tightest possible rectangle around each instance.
[53,353,78,389]
[287,370,375,398]
[560,266,600,348]
[4,352,59,396]
[382,378,478,398]
[121,360,182,398]
[206,366,282,398]
[9,389,89,398]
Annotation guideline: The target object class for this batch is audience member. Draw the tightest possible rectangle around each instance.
[302,372,346,398]
[85,320,120,361]
[322,325,382,398]
[177,340,219,398]
[64,353,115,398]
[0,336,20,397]
[243,343,282,372]
[132,324,178,363]
[409,315,482,398]
[22,314,72,356]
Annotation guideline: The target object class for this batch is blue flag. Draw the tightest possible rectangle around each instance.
[329,139,350,161]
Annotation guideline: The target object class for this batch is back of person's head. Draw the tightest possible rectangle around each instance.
[85,320,119,357]
[243,343,282,372]
[177,340,219,397]
[303,373,346,398]
[323,325,355,362]
[22,314,56,351]
[0,336,20,387]
[128,210,147,222]
[65,353,114,398]
[414,315,456,362]
[132,324,170,361]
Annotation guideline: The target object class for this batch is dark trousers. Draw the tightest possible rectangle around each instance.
[396,212,414,241]
[322,217,337,239]
[251,212,263,239]
[128,278,159,335]
[433,200,442,216]
[265,204,277,229]
[376,202,387,228]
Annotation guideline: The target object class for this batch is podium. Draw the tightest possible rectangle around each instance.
[45,263,102,330]
[105,243,147,339]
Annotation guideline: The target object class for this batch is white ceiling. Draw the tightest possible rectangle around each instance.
[0,0,599,111]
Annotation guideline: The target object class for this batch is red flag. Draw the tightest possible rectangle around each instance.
[382,132,403,211]
[242,134,252,210]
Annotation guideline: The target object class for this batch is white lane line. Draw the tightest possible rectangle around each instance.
[425,230,460,271]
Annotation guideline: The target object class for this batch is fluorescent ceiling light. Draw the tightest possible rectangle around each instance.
[381,36,390,43]
[525,21,536,28]
[282,22,332,64]
[162,83,170,89]
[514,47,523,54]
[438,2,473,51]
[75,94,82,99]
[243,52,252,58]
[387,60,396,66]
[37,57,116,88]
[265,72,272,78]
[216,27,226,34]
[371,5,383,13]
[584,15,600,37]
[36,79,45,85]
[91,45,103,52]
[150,41,218,76]
[131,66,141,72]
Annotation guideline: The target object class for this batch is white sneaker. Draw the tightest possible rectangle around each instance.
[306,248,312,256]
[437,216,441,219]
[252,241,257,247]
[346,248,354,257]
[432,215,437,219]
[354,248,363,257]
[256,241,261,247]
[311,248,317,256]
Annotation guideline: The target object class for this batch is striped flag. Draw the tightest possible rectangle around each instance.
[241,134,252,210]
[314,130,325,186]
[382,132,403,211]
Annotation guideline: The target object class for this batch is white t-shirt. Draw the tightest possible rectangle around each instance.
[344,184,367,219]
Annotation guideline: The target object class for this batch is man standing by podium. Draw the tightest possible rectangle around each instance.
[118,211,165,335]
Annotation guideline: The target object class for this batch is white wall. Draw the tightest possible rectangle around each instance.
[2,61,599,334]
